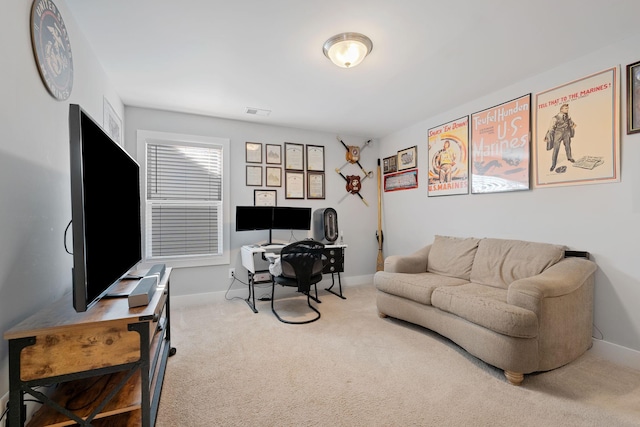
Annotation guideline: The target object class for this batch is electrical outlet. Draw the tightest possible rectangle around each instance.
[228,268,235,279]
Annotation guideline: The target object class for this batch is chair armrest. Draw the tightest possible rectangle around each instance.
[507,257,597,314]
[384,245,431,273]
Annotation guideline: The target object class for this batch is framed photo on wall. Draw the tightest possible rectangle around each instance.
[266,144,282,164]
[103,97,123,145]
[246,165,262,186]
[266,166,282,187]
[285,171,304,199]
[383,155,397,174]
[397,146,417,171]
[284,142,304,170]
[254,189,277,206]
[307,171,325,199]
[627,60,640,134]
[245,142,262,163]
[306,145,325,171]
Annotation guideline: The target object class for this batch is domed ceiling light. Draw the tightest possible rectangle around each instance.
[323,32,373,68]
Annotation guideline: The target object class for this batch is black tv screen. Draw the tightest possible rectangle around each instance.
[69,104,142,312]
[272,207,311,230]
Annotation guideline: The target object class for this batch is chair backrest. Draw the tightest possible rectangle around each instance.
[279,240,325,292]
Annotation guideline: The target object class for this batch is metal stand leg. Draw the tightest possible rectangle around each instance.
[245,272,258,313]
[324,272,346,299]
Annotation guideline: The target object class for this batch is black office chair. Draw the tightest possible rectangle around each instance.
[271,240,325,324]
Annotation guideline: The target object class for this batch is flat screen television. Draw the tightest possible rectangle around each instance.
[235,206,311,245]
[69,104,142,312]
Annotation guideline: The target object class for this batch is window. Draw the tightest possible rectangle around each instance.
[137,130,230,268]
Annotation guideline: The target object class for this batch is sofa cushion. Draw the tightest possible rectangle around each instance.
[431,283,539,338]
[375,271,468,305]
[427,235,481,280]
[470,238,566,289]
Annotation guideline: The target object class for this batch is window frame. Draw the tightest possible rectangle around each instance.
[137,130,230,268]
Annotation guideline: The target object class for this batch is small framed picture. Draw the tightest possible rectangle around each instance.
[627,60,640,134]
[285,142,304,170]
[397,146,417,171]
[254,189,277,206]
[246,165,262,186]
[306,144,325,171]
[103,97,123,145]
[266,166,282,187]
[245,142,262,163]
[285,171,305,199]
[307,171,325,199]
[383,155,397,174]
[266,144,282,164]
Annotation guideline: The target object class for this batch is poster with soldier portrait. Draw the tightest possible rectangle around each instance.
[533,67,620,188]
[427,116,469,197]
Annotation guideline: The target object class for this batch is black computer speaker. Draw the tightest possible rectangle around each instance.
[313,208,338,243]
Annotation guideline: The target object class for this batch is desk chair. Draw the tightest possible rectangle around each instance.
[270,240,325,324]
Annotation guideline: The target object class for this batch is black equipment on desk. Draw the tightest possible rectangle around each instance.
[313,207,338,243]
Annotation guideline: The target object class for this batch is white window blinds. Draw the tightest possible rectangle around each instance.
[146,142,223,258]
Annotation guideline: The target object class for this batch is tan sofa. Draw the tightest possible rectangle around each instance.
[374,235,597,385]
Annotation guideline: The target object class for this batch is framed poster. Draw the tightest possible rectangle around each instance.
[306,145,325,171]
[254,190,277,206]
[284,142,304,170]
[384,169,418,192]
[266,144,282,164]
[246,165,262,186]
[266,166,282,187]
[533,67,620,188]
[307,171,325,199]
[245,142,262,163]
[383,155,397,174]
[397,146,417,171]
[285,171,304,199]
[427,116,469,197]
[470,94,531,194]
[626,60,640,134]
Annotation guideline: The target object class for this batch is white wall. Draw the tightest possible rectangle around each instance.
[0,0,124,399]
[380,34,640,356]
[125,107,378,298]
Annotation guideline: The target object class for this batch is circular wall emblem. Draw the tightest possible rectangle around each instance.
[30,0,73,100]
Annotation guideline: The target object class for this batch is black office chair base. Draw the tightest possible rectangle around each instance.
[271,288,321,324]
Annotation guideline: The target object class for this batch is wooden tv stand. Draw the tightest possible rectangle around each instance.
[4,268,174,426]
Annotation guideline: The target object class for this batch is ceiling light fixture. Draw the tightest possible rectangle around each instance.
[323,32,373,69]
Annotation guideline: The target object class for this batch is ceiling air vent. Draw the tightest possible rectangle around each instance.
[245,107,271,116]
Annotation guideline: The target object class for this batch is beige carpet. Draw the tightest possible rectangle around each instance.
[156,283,640,427]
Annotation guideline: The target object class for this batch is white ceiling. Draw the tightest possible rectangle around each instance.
[65,0,640,139]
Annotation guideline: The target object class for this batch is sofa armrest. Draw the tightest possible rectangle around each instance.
[508,256,597,371]
[507,257,597,314]
[384,245,431,273]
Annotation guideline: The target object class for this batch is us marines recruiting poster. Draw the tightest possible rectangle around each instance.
[427,116,469,197]
[470,94,531,194]
[533,67,620,187]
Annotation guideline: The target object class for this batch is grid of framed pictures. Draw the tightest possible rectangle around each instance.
[246,141,326,204]
[284,142,325,199]
[382,146,418,192]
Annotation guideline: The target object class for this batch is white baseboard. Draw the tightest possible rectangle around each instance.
[589,338,640,371]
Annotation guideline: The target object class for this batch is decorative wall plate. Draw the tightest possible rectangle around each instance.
[30,0,73,100]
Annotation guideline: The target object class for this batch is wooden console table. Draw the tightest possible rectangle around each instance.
[4,268,174,426]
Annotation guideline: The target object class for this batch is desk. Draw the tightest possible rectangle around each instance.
[241,243,347,313]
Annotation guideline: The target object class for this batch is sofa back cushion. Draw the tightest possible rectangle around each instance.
[427,235,481,280]
[470,238,566,289]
